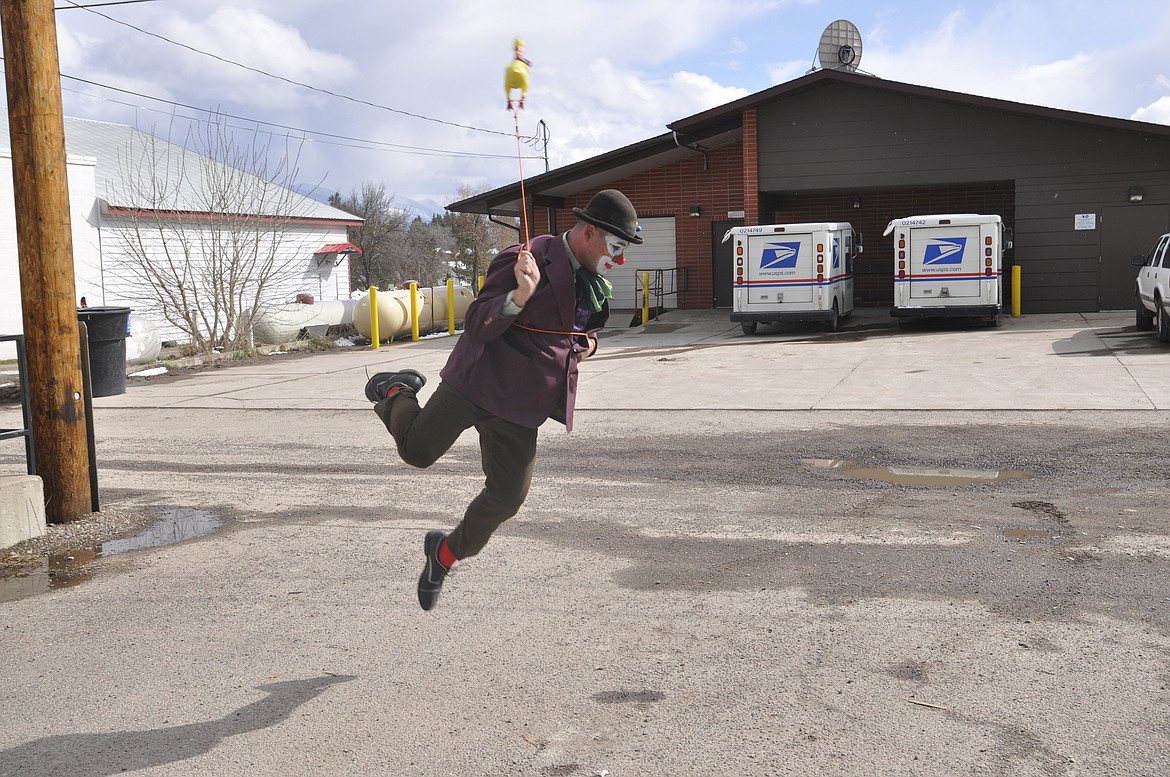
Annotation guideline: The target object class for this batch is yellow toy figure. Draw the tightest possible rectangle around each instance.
[504,37,530,110]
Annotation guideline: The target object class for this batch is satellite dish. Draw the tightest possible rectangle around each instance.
[817,19,863,72]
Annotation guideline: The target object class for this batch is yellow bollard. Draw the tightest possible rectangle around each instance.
[447,278,456,335]
[369,286,380,349]
[641,271,650,325]
[409,282,420,342]
[1011,265,1021,317]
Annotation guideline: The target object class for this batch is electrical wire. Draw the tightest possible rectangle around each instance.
[59,0,517,138]
[56,0,162,9]
[58,74,543,161]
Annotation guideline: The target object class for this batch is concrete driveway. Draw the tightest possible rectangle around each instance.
[1,308,1168,776]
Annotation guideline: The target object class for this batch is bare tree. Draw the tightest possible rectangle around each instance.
[389,217,454,287]
[329,182,411,289]
[103,114,312,354]
[435,184,517,286]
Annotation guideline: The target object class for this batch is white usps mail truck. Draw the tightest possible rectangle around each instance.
[884,214,1007,325]
[724,222,858,335]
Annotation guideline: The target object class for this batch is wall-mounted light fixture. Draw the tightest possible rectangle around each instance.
[1129,187,1144,203]
[689,205,702,217]
[852,195,861,209]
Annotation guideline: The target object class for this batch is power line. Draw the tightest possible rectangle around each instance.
[56,0,162,9]
[59,73,543,161]
[60,0,517,138]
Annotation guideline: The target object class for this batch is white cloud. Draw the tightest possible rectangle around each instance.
[46,0,1170,214]
[1132,96,1170,125]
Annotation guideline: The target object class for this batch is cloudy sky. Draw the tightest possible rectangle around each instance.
[23,0,1170,216]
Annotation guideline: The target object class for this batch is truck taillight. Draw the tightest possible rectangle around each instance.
[899,239,906,249]
[736,245,743,255]
[898,260,906,270]
[985,247,992,257]
[898,251,906,260]
[737,257,743,267]
[817,264,824,275]
[817,273,824,282]
[985,236,992,245]
[774,227,786,232]
[939,219,951,224]
[985,257,992,267]
[985,267,992,276]
[899,270,906,279]
[817,243,824,252]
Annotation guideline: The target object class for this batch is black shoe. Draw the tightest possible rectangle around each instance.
[364,369,426,403]
[417,530,450,611]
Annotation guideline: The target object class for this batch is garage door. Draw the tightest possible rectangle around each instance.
[604,216,677,310]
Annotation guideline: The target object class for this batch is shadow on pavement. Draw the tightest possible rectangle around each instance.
[0,674,355,777]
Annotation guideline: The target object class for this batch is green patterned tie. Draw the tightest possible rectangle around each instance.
[576,268,613,312]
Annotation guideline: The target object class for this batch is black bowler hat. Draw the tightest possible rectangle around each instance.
[572,189,643,244]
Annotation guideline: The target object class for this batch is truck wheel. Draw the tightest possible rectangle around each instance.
[1136,293,1155,331]
[825,300,840,332]
[741,321,757,335]
[1158,297,1170,343]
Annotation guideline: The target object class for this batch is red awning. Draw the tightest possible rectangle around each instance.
[314,242,362,255]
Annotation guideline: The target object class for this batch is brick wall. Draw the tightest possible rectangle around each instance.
[555,135,748,309]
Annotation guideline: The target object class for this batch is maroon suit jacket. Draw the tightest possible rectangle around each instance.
[439,233,610,431]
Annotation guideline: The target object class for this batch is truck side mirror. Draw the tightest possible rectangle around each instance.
[1132,254,1148,267]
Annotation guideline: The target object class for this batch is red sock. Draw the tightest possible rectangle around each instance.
[438,538,458,569]
[385,385,401,399]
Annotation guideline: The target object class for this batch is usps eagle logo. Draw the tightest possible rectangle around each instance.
[760,241,801,269]
[922,237,967,266]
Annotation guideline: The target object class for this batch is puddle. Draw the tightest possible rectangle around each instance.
[802,459,1034,486]
[101,508,223,554]
[1003,528,1050,541]
[0,508,222,603]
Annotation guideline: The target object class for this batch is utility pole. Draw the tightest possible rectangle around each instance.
[1,0,92,522]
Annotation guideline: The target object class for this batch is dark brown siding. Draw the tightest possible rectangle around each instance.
[765,183,1014,307]
[757,82,1170,312]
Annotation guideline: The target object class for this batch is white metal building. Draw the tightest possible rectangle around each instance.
[1,115,362,358]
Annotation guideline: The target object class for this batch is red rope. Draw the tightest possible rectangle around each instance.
[512,107,530,249]
[512,321,596,353]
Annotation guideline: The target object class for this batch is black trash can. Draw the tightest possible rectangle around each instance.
[77,306,132,397]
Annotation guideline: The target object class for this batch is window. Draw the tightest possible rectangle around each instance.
[1148,236,1169,267]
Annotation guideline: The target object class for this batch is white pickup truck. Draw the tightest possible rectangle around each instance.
[1133,232,1170,342]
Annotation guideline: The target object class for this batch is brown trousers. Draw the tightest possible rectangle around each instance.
[374,381,538,559]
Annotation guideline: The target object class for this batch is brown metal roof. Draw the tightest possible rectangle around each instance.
[447,69,1170,217]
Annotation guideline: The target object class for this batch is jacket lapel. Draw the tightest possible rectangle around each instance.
[542,234,575,328]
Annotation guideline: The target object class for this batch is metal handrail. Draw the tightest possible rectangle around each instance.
[0,334,35,475]
[629,267,689,313]
[636,269,687,311]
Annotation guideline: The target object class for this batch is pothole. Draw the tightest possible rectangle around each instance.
[1002,528,1051,541]
[802,459,1034,486]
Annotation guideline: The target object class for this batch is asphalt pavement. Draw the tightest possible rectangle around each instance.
[1,306,1168,777]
